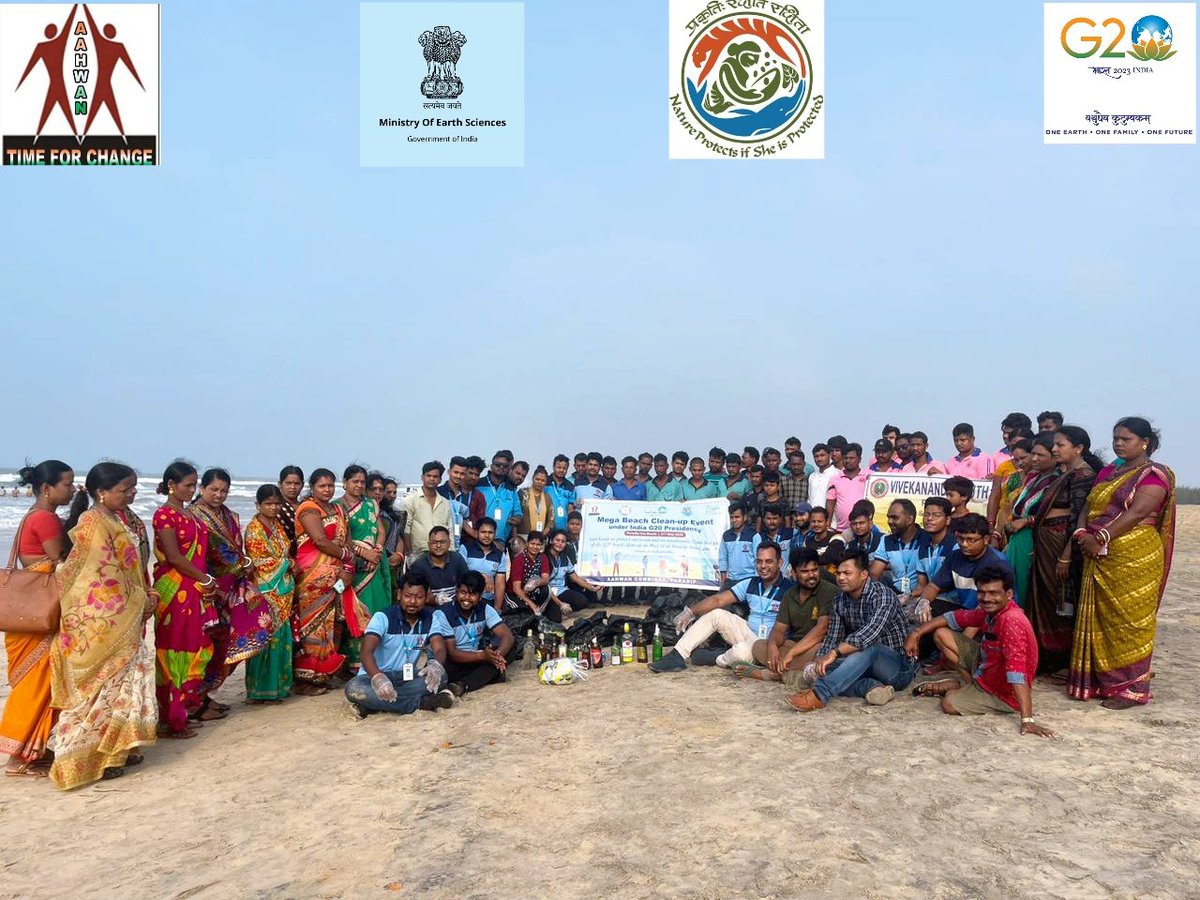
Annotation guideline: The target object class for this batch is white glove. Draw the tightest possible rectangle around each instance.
[915,597,932,624]
[422,658,446,693]
[371,672,397,703]
[673,607,696,633]
[802,662,819,685]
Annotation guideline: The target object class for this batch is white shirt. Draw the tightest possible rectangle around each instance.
[808,465,839,513]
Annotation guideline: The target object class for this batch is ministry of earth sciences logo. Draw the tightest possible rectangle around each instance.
[684,14,811,141]
[419,25,466,99]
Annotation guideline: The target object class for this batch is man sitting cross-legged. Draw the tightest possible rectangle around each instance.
[786,550,916,711]
[732,547,834,692]
[344,571,456,717]
[649,542,793,673]
[904,565,1055,737]
[433,571,516,697]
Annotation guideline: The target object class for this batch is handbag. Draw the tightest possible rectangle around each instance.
[0,513,62,634]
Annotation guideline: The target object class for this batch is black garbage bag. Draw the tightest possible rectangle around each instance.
[502,611,566,655]
[644,591,688,644]
[565,611,608,646]
[601,614,647,644]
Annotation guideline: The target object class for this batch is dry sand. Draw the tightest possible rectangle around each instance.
[3,508,1199,899]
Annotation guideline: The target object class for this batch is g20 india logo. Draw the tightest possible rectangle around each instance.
[1062,13,1177,61]
[684,14,811,141]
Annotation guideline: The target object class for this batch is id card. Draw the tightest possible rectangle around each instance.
[333,578,345,595]
[402,663,414,682]
[758,623,769,640]
[494,508,502,521]
[557,505,565,518]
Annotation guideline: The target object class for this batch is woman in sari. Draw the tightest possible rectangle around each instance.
[50,463,157,789]
[244,485,295,702]
[1002,434,1059,606]
[191,468,274,707]
[293,469,364,693]
[278,465,305,555]
[1027,426,1101,674]
[1070,417,1175,709]
[991,436,1033,542]
[2,460,73,778]
[366,472,396,599]
[153,461,216,737]
[516,466,556,542]
[335,465,391,670]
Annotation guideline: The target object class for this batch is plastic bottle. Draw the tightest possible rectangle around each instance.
[621,623,634,664]
[652,624,663,661]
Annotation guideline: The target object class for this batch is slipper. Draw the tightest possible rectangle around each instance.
[157,726,198,739]
[125,753,145,767]
[101,766,125,780]
[4,761,51,778]
[911,678,960,698]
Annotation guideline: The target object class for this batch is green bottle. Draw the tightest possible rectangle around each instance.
[652,624,663,661]
[621,622,634,664]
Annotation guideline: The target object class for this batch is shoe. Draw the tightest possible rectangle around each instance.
[865,685,896,706]
[690,648,722,667]
[446,682,466,698]
[786,690,826,712]
[434,688,456,709]
[349,701,370,719]
[648,649,687,673]
[418,695,440,712]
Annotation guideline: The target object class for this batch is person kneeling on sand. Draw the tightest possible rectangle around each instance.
[344,571,456,717]
[786,551,916,711]
[904,566,1055,737]
[649,542,793,673]
[433,571,516,697]
[732,547,834,691]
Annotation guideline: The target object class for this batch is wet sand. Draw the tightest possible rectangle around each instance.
[2,508,1199,898]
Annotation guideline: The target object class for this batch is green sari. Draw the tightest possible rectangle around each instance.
[1004,470,1058,607]
[243,515,294,701]
[336,497,392,666]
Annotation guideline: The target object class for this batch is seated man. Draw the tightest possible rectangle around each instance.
[869,498,929,601]
[803,505,845,578]
[459,516,509,611]
[914,513,1014,621]
[649,543,793,673]
[344,571,456,717]
[734,547,834,691]
[408,525,470,606]
[433,571,516,696]
[843,500,882,555]
[786,551,916,711]
[904,566,1055,737]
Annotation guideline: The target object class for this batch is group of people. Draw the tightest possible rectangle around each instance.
[0,413,1177,789]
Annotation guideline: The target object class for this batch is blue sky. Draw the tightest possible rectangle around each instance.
[3,0,1197,483]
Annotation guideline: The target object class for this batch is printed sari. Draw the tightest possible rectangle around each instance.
[50,509,157,790]
[336,496,392,666]
[293,499,369,685]
[1003,470,1059,606]
[1028,463,1097,671]
[191,503,274,690]
[1069,462,1176,704]
[243,515,294,701]
[153,505,216,733]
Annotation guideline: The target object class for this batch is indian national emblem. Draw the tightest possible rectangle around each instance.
[419,26,467,99]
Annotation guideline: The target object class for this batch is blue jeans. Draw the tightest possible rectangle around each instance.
[344,670,444,714]
[813,645,917,704]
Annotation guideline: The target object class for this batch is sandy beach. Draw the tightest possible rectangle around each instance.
[2,508,1198,899]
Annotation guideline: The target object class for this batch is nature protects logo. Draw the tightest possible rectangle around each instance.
[669,0,824,159]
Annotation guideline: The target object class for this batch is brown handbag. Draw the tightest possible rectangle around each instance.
[0,513,62,634]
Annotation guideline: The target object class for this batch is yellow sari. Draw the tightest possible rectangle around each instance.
[49,509,158,790]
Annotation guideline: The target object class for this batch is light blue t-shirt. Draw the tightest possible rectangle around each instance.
[731,576,794,639]
[366,608,435,672]
[431,603,502,652]
[719,526,761,582]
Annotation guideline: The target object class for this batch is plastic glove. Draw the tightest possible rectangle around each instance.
[802,662,819,685]
[673,607,696,633]
[371,672,397,703]
[914,597,931,624]
[422,658,446,693]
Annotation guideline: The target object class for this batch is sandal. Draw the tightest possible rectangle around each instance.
[158,725,199,739]
[4,759,52,778]
[101,766,125,780]
[125,753,145,766]
[911,678,961,698]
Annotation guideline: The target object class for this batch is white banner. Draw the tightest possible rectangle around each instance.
[863,474,992,530]
[577,498,729,590]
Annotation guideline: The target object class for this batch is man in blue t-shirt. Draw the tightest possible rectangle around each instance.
[917,513,1014,618]
[718,501,760,585]
[477,450,522,544]
[546,454,575,531]
[869,498,930,598]
[574,452,615,505]
[459,517,510,610]
[432,571,516,696]
[650,543,794,673]
[344,572,455,717]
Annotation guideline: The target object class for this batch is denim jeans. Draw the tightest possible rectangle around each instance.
[344,669,445,714]
[812,645,917,704]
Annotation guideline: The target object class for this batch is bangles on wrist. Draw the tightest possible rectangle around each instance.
[1097,528,1112,545]
[1072,528,1088,541]
[199,575,215,587]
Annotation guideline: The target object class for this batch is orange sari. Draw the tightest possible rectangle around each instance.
[0,560,57,763]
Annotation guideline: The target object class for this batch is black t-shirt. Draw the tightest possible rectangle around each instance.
[409,553,469,606]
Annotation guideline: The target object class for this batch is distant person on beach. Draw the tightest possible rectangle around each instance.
[785,551,915,711]
[1037,410,1064,432]
[433,571,515,697]
[344,571,454,717]
[905,566,1055,737]
[650,543,793,673]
